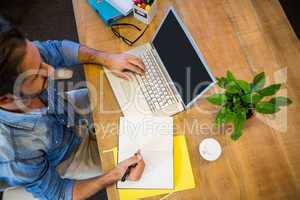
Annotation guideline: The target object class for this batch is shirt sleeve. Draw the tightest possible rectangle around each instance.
[11,158,74,200]
[33,40,80,68]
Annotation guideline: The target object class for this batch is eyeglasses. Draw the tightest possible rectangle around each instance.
[111,23,148,46]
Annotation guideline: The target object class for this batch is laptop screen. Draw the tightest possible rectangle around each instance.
[152,9,215,105]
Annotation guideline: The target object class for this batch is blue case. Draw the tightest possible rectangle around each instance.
[88,0,123,25]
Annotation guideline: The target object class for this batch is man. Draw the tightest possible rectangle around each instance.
[0,19,145,200]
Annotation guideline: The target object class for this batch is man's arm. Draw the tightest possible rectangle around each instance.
[34,40,145,80]
[73,152,145,200]
[77,45,110,66]
[72,169,117,200]
[13,151,144,200]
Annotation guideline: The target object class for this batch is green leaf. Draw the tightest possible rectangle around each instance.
[237,80,250,93]
[227,71,236,81]
[231,111,246,140]
[225,92,234,100]
[225,82,240,94]
[241,93,263,104]
[257,84,281,97]
[269,97,292,107]
[216,77,227,88]
[207,94,227,105]
[232,96,241,105]
[256,102,280,114]
[215,108,225,128]
[252,72,266,91]
[224,109,236,123]
[232,104,242,113]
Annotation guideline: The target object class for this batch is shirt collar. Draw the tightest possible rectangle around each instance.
[0,108,43,130]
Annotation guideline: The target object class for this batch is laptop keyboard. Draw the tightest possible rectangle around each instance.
[134,49,178,112]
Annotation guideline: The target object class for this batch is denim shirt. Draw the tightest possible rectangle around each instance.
[0,40,81,200]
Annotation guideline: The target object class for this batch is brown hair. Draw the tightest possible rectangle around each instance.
[0,17,27,96]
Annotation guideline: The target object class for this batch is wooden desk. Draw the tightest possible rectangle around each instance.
[72,0,300,199]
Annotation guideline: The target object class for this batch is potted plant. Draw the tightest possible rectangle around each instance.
[206,71,292,140]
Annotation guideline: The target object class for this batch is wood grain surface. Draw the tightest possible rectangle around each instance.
[72,0,300,199]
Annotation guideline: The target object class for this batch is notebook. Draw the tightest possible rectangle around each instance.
[106,0,133,16]
[113,135,196,200]
[117,117,174,189]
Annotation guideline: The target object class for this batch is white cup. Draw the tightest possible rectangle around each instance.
[199,138,222,161]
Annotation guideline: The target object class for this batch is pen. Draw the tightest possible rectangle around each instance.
[121,152,140,181]
[121,163,138,182]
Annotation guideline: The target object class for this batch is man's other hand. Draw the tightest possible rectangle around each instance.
[112,151,145,181]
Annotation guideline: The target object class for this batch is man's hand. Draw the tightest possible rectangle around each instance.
[110,151,145,181]
[126,151,145,181]
[78,46,145,80]
[105,53,145,80]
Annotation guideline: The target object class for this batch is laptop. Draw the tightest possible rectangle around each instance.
[104,7,216,116]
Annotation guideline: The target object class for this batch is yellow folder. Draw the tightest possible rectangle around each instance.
[113,135,196,200]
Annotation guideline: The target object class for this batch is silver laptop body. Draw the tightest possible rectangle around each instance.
[104,7,215,117]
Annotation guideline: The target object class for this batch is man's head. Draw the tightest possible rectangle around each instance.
[0,18,26,96]
[0,18,54,110]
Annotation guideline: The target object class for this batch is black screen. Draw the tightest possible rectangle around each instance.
[153,10,214,105]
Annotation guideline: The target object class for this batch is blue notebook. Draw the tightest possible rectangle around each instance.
[88,0,123,25]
